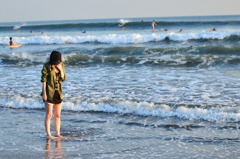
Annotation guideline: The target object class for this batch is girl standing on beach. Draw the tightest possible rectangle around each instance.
[41,51,66,138]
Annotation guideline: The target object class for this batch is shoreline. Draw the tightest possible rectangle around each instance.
[1,107,240,159]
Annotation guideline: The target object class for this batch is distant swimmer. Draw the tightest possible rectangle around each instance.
[82,31,86,33]
[178,29,185,33]
[41,32,45,35]
[161,28,168,32]
[119,23,124,30]
[9,37,15,46]
[30,30,34,33]
[152,20,157,32]
[209,28,217,32]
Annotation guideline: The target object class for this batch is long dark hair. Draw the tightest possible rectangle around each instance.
[49,51,62,65]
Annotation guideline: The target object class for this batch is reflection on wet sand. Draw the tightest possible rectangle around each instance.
[45,138,64,159]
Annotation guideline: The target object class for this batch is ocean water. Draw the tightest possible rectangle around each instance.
[1,15,240,158]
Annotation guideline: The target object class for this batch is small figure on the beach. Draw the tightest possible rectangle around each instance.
[9,37,15,46]
[209,28,217,32]
[178,29,185,33]
[41,51,66,138]
[41,32,45,35]
[152,20,158,32]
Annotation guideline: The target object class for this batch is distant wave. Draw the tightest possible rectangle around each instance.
[1,20,240,31]
[119,19,131,24]
[1,31,240,45]
[2,49,240,67]
[61,53,240,67]
[13,24,26,30]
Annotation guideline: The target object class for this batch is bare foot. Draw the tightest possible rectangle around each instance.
[55,134,64,138]
[46,135,56,139]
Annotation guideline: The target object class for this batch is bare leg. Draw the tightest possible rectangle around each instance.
[54,103,62,137]
[45,102,53,137]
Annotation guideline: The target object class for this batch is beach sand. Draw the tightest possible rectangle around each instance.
[1,107,240,159]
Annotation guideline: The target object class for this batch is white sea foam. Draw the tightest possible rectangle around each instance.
[1,95,240,122]
[0,52,48,65]
[1,95,42,109]
[0,59,239,123]
[0,31,239,45]
[13,24,26,30]
[118,19,131,24]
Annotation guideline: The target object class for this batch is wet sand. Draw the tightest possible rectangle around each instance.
[1,107,240,159]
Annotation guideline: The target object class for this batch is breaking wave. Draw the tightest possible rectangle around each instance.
[1,31,240,45]
[1,95,240,122]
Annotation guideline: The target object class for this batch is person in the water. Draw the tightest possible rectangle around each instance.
[9,37,15,46]
[178,29,185,32]
[41,51,66,138]
[209,28,217,31]
[119,23,125,31]
[152,20,158,32]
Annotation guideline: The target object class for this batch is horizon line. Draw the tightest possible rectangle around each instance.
[0,14,239,24]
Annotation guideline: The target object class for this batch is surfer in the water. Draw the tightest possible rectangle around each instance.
[152,20,158,32]
[178,29,185,33]
[9,37,15,46]
[119,23,124,31]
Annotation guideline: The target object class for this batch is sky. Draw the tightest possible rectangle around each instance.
[0,0,239,22]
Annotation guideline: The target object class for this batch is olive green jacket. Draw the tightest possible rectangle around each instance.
[41,63,66,100]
